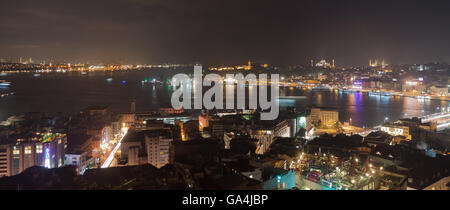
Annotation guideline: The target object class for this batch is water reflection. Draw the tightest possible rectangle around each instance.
[0,71,446,128]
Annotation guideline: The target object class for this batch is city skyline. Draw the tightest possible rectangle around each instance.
[1,0,450,65]
[0,0,449,195]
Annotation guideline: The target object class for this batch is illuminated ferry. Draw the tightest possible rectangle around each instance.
[0,80,11,86]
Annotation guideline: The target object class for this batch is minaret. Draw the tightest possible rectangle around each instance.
[332,59,335,68]
[369,59,372,67]
[311,59,314,67]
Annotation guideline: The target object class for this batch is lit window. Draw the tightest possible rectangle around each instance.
[13,147,20,155]
[24,146,32,154]
[36,145,43,154]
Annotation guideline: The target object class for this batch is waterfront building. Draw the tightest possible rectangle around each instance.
[380,124,412,140]
[402,80,426,93]
[309,107,339,128]
[429,85,448,96]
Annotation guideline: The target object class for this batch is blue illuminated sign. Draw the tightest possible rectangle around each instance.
[44,147,51,168]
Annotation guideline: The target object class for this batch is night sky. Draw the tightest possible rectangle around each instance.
[1,0,450,66]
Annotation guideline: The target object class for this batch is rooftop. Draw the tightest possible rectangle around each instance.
[122,129,172,143]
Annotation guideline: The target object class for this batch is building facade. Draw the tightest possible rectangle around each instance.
[145,133,173,168]
[251,120,291,155]
[121,129,174,168]
[0,133,67,177]
[309,107,339,127]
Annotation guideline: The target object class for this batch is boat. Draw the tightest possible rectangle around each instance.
[33,73,41,77]
[277,96,307,99]
[312,86,331,90]
[0,80,11,86]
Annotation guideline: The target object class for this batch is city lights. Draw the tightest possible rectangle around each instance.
[0,0,448,196]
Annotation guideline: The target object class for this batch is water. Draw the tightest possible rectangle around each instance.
[0,70,447,127]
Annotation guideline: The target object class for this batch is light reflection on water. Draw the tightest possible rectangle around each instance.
[0,71,447,127]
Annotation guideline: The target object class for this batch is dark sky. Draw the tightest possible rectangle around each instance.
[1,0,450,66]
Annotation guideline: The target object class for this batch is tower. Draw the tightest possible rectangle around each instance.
[131,99,136,113]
